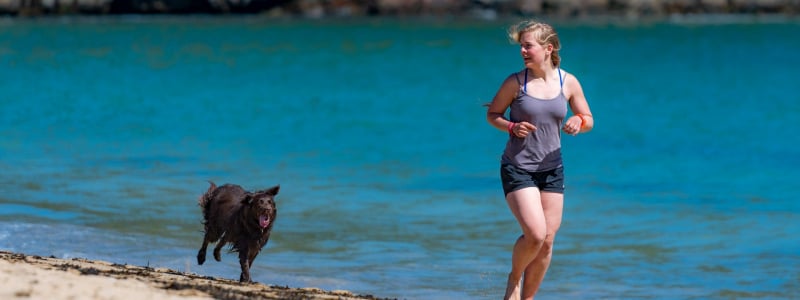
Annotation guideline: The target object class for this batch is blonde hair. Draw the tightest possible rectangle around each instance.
[508,20,561,68]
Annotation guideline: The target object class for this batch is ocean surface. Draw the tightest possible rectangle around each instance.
[1,15,798,299]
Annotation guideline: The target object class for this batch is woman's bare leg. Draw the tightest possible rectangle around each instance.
[520,191,564,299]
[503,187,548,300]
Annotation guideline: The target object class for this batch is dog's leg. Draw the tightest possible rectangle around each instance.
[238,247,252,283]
[247,247,259,269]
[213,238,226,262]
[197,236,210,265]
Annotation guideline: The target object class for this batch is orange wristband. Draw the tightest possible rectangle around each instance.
[576,114,588,130]
[507,122,516,134]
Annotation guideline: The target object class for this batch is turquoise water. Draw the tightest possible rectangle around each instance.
[1,16,798,299]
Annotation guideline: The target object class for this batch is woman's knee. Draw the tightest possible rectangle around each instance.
[521,230,547,248]
[539,233,557,253]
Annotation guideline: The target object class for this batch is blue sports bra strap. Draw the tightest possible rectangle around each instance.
[558,68,563,88]
[524,69,528,93]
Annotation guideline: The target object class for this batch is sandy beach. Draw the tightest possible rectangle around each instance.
[0,251,389,300]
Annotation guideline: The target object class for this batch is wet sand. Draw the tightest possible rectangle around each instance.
[0,250,390,300]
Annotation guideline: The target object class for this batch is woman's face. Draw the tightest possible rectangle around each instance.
[519,31,550,67]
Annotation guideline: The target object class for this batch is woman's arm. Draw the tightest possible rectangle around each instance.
[563,72,593,134]
[487,72,539,137]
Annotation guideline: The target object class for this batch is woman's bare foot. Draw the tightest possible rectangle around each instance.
[503,274,521,300]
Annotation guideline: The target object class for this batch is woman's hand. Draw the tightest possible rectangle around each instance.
[563,115,584,136]
[511,122,537,137]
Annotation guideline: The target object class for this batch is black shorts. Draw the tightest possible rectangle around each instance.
[500,163,565,196]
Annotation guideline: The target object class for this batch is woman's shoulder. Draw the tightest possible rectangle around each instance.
[558,68,572,79]
[505,69,526,79]
[559,68,582,86]
[503,69,529,84]
[499,69,521,86]
[558,68,585,100]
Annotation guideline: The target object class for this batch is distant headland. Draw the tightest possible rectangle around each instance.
[2,0,797,19]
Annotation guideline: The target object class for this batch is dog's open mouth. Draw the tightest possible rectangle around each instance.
[259,214,270,228]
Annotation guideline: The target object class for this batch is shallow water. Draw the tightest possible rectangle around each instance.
[1,16,798,299]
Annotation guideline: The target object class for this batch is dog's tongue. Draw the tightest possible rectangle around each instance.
[259,215,270,228]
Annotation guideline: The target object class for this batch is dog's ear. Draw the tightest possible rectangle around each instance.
[206,181,216,193]
[266,185,280,196]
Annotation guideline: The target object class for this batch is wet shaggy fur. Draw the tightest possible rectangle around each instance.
[196,181,279,283]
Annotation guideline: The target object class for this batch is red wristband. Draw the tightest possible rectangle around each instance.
[507,122,516,134]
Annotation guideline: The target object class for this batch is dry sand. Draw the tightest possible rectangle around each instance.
[0,250,390,300]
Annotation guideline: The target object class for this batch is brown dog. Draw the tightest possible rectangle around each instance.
[196,181,279,283]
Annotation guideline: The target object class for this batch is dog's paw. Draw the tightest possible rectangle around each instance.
[239,274,252,283]
[213,250,222,262]
[197,251,206,265]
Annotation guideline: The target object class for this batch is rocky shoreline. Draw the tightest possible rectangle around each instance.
[1,0,797,18]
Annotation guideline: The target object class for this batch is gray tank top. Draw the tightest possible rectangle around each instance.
[502,69,568,171]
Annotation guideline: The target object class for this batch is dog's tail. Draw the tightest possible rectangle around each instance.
[198,181,217,220]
